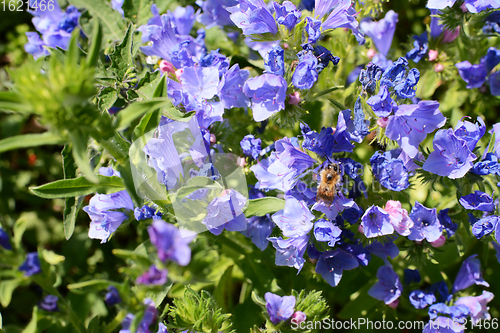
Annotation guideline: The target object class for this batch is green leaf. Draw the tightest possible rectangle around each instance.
[329,99,349,111]
[86,19,103,68]
[122,0,152,26]
[0,91,32,113]
[29,176,125,199]
[67,279,113,291]
[176,176,223,199]
[136,71,162,100]
[109,24,135,82]
[213,266,233,312]
[244,197,285,218]
[312,86,344,99]
[132,109,161,141]
[22,307,37,333]
[97,87,119,112]
[87,316,100,333]
[0,132,64,154]
[0,279,21,307]
[66,28,82,67]
[153,74,167,98]
[64,196,85,240]
[69,130,99,183]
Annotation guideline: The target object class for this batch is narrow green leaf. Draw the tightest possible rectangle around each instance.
[214,265,233,312]
[152,74,167,98]
[132,109,161,141]
[0,132,64,154]
[109,24,135,82]
[329,99,349,111]
[69,131,99,183]
[244,197,285,217]
[115,163,142,207]
[64,196,84,240]
[30,176,124,199]
[86,19,103,68]
[66,28,81,66]
[67,279,113,290]
[0,279,20,307]
[312,86,344,99]
[0,91,32,113]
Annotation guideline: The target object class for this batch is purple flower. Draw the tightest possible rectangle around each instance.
[359,62,383,94]
[311,45,340,72]
[453,254,489,293]
[367,85,396,117]
[459,191,495,211]
[243,74,287,122]
[218,64,251,109]
[292,52,319,90]
[409,290,436,309]
[305,17,322,43]
[438,209,457,238]
[196,0,236,28]
[269,234,309,271]
[429,281,451,303]
[227,0,278,36]
[203,189,247,235]
[368,265,403,304]
[472,153,500,175]
[19,252,41,276]
[404,268,421,284]
[360,10,398,57]
[272,196,314,237]
[314,219,342,247]
[408,202,443,243]
[423,128,477,179]
[319,0,365,44]
[111,0,124,18]
[170,6,196,35]
[136,265,168,286]
[119,299,157,333]
[104,286,122,306]
[386,100,446,158]
[454,117,486,152]
[240,134,262,159]
[456,61,487,89]
[380,57,409,89]
[490,70,500,96]
[241,215,274,250]
[180,66,219,100]
[406,32,429,63]
[464,0,500,13]
[0,228,11,250]
[148,220,195,265]
[423,316,464,333]
[316,249,359,287]
[455,291,494,324]
[39,295,59,312]
[361,205,394,238]
[370,151,410,191]
[264,45,285,77]
[394,68,420,99]
[134,205,162,221]
[265,292,295,324]
[365,241,399,262]
[24,32,49,59]
[273,1,301,31]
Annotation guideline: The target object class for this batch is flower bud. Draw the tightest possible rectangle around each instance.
[430,235,446,248]
[434,63,444,72]
[288,92,301,105]
[291,311,307,325]
[428,50,438,61]
[377,117,389,128]
[159,60,175,75]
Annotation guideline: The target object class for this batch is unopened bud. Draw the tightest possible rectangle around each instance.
[430,235,446,248]
[377,117,389,128]
[388,299,399,309]
[159,60,176,75]
[291,311,307,325]
[428,50,438,61]
[434,63,444,73]
[237,156,246,167]
[288,92,301,105]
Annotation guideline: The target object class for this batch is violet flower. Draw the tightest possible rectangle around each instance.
[452,254,489,293]
[148,220,195,265]
[265,292,296,324]
[368,265,403,305]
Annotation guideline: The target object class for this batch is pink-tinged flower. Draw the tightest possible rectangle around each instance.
[377,117,389,128]
[434,63,444,72]
[384,200,413,236]
[288,92,301,105]
[455,291,494,324]
[291,311,307,325]
[430,235,446,247]
[429,50,438,61]
[159,60,176,74]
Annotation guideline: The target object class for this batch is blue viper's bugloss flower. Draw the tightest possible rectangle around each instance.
[24,32,49,59]
[196,0,236,28]
[180,66,219,100]
[427,0,500,13]
[111,0,124,18]
[408,202,443,243]
[83,169,134,244]
[386,100,446,158]
[104,286,122,306]
[218,64,251,109]
[409,290,436,309]
[428,302,471,322]
[0,228,11,250]
[423,128,477,179]
[169,6,197,36]
[292,52,319,89]
[243,74,287,122]
[134,205,163,221]
[203,189,247,235]
[368,265,402,304]
[311,44,340,73]
[136,265,168,285]
[380,57,408,89]
[459,191,495,211]
[38,295,59,312]
[367,85,396,117]
[361,205,394,238]
[273,1,301,31]
[455,291,495,324]
[366,240,399,263]
[406,32,429,63]
[148,220,195,265]
[370,150,410,192]
[227,0,278,36]
[394,68,420,99]
[404,268,421,284]
[484,47,500,72]
[454,117,486,152]
[316,249,359,287]
[264,45,285,77]
[269,234,309,272]
[429,281,451,303]
[241,215,274,250]
[265,292,295,324]
[484,11,500,34]
[360,10,398,57]
[453,254,490,293]
[318,0,365,44]
[305,17,322,43]
[120,299,157,333]
[456,61,487,89]
[438,209,458,238]
[240,134,262,159]
[359,62,383,94]
[471,215,499,239]
[19,252,41,276]
[314,219,342,247]
[272,196,314,238]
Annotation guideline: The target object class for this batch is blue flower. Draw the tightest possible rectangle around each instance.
[464,0,500,13]
[180,66,219,100]
[408,202,443,243]
[490,71,500,95]
[134,205,163,221]
[148,220,195,265]
[227,0,278,36]
[453,254,489,293]
[456,61,487,89]
[454,117,486,152]
[359,62,383,94]
[428,302,471,323]
[409,290,436,309]
[361,205,394,238]
[265,292,295,324]
[360,10,398,57]
[218,64,251,109]
[269,234,309,272]
[19,252,41,276]
[438,209,458,238]
[305,17,322,43]
[484,11,500,34]
[370,151,410,192]
[243,74,287,122]
[203,189,247,235]
[380,57,409,89]
[292,52,319,90]
[104,286,122,306]
[316,249,359,287]
[459,191,495,212]
[471,215,499,239]
[24,32,49,59]
[423,128,477,179]
[273,1,301,31]
[455,291,495,324]
[314,219,342,247]
[242,215,274,250]
[264,45,285,77]
[240,135,262,159]
[196,0,236,28]
[309,44,340,73]
[394,68,420,99]
[120,299,157,333]
[38,295,59,312]
[429,281,451,303]
[423,317,464,333]
[111,0,124,18]
[319,1,365,44]
[367,85,396,117]
[366,241,399,263]
[368,265,402,304]
[136,265,168,286]
[170,6,196,35]
[386,100,446,158]
[272,196,314,238]
[0,228,11,250]
[406,32,429,63]
[404,268,421,284]
[472,153,500,175]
